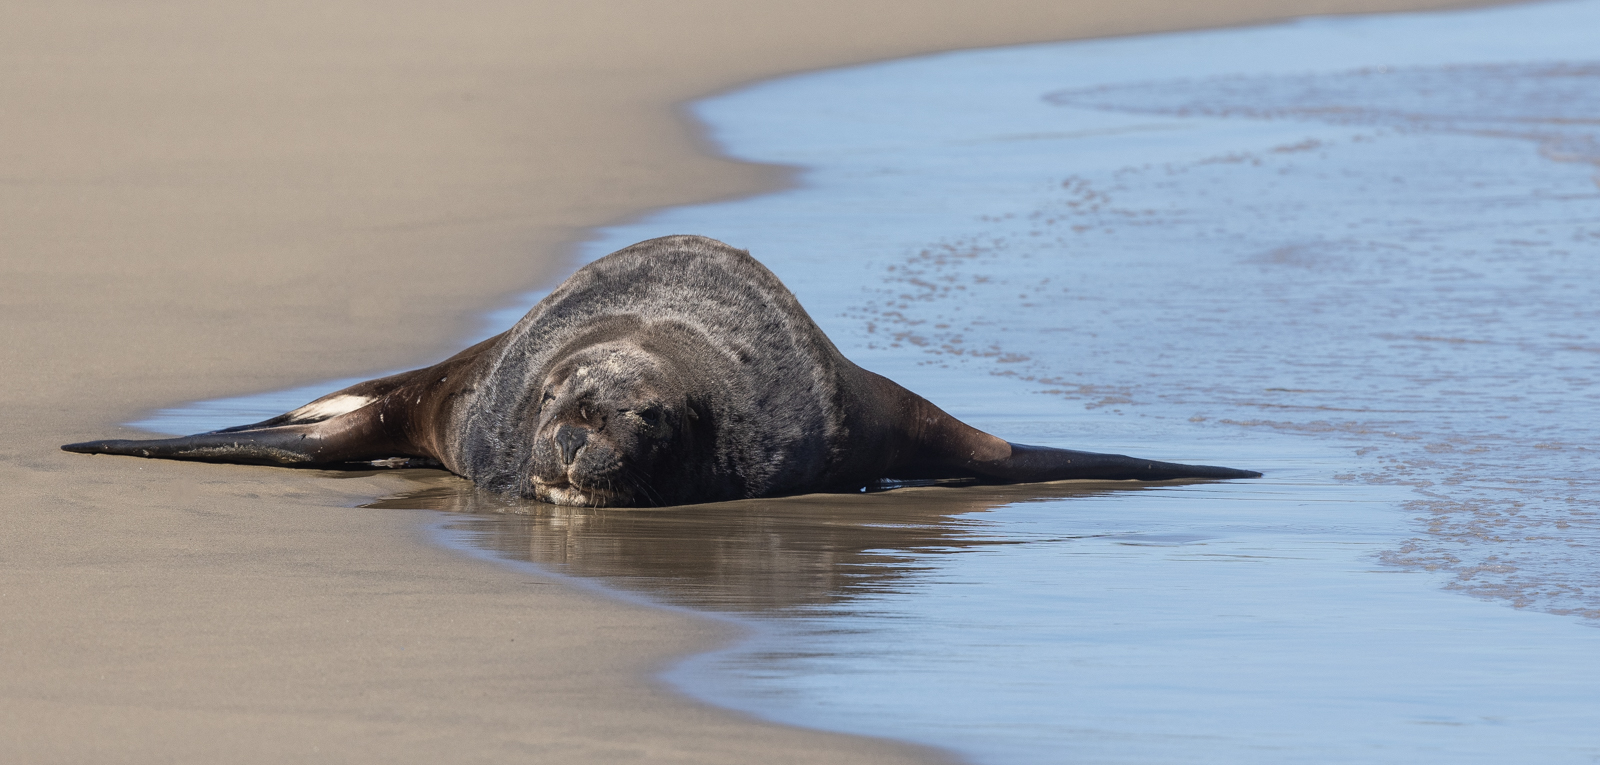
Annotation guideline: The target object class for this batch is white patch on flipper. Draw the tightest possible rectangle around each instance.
[286,394,373,423]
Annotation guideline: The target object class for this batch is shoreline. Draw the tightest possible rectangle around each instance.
[1,0,1517,761]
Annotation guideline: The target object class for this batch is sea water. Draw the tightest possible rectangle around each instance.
[141,1,1600,762]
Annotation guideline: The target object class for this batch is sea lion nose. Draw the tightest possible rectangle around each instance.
[554,424,589,465]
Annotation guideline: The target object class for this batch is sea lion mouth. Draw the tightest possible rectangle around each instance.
[531,475,629,507]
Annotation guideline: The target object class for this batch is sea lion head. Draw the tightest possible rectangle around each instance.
[528,340,695,507]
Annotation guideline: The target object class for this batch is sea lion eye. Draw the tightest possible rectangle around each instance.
[634,407,662,427]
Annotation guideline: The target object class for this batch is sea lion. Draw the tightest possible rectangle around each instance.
[64,235,1260,506]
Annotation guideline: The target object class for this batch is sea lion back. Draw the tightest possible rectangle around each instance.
[453,235,852,499]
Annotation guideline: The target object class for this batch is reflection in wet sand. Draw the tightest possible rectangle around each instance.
[373,467,1600,765]
[368,473,1174,614]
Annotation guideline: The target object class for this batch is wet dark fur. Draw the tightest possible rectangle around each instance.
[64,235,1260,505]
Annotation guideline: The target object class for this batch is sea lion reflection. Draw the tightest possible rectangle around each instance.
[368,475,1180,613]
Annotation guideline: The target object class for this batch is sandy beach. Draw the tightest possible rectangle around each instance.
[1,0,1506,761]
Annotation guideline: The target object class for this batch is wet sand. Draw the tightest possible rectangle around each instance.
[1,0,1511,761]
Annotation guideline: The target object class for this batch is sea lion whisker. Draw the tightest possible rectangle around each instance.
[620,465,663,508]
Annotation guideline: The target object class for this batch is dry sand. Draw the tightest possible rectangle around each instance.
[1,0,1503,761]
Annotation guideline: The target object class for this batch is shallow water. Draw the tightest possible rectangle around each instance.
[139,1,1600,762]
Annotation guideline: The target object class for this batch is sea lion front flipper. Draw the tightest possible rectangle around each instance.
[61,402,409,467]
[207,366,435,433]
[869,372,1261,482]
[961,443,1262,481]
[60,368,437,467]
[907,421,1262,482]
[63,333,502,468]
